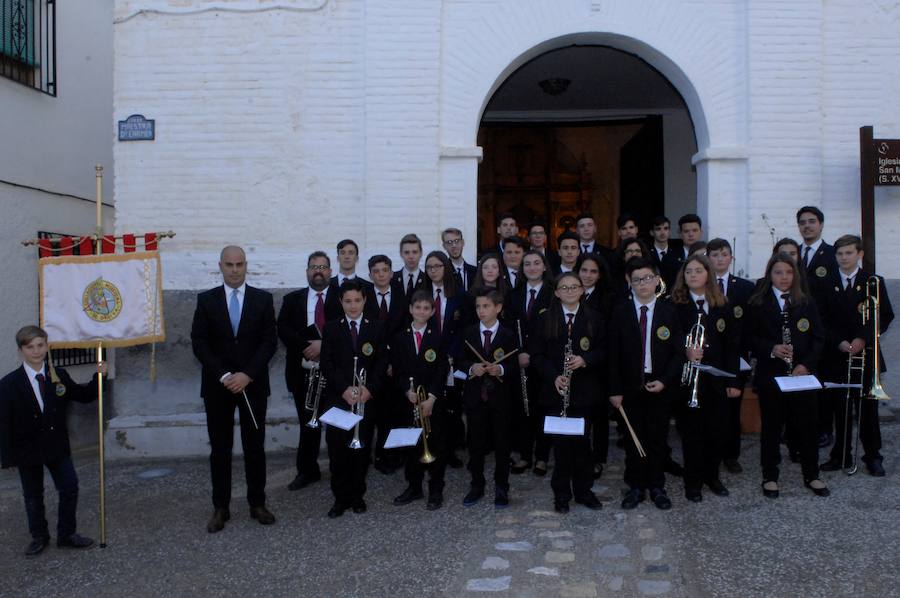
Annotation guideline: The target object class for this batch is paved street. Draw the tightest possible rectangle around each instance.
[2,419,899,598]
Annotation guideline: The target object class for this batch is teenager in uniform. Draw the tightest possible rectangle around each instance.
[616,213,640,241]
[557,232,581,274]
[441,228,477,293]
[819,235,894,477]
[575,213,616,267]
[528,222,562,274]
[332,239,372,288]
[608,258,684,510]
[501,236,527,290]
[649,216,683,290]
[319,280,389,517]
[671,255,741,501]
[747,253,829,498]
[612,237,652,299]
[456,289,519,508]
[489,213,519,257]
[393,234,426,298]
[390,290,451,510]
[677,214,704,260]
[530,273,606,513]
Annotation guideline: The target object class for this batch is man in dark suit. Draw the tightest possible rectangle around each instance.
[501,236,527,290]
[649,216,684,291]
[277,251,343,491]
[392,233,426,297]
[331,239,373,289]
[707,238,755,473]
[441,228,477,292]
[527,222,561,274]
[575,213,616,268]
[191,245,278,533]
[485,212,519,258]
[0,326,103,556]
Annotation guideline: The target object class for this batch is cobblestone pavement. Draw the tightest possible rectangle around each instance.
[2,417,899,598]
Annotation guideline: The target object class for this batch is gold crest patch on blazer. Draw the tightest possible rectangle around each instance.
[55,383,66,397]
[796,318,810,332]
[656,326,670,341]
[579,336,590,351]
[733,306,743,319]
[493,348,505,362]
[815,266,827,278]
[361,342,374,356]
[424,348,437,363]
[716,318,726,332]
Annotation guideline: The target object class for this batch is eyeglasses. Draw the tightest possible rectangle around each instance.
[308,265,330,271]
[630,274,658,286]
[425,264,444,271]
[443,238,462,246]
[557,284,583,292]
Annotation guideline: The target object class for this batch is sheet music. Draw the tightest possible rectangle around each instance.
[543,416,586,436]
[775,375,822,393]
[453,369,468,381]
[823,382,863,389]
[384,428,423,449]
[739,357,751,372]
[695,364,737,378]
[319,406,362,431]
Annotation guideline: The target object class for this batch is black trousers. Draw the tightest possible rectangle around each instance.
[758,384,819,482]
[678,381,728,489]
[622,388,671,491]
[590,403,609,465]
[444,382,467,451]
[830,389,883,463]
[291,375,323,477]
[204,391,267,509]
[18,456,79,540]
[466,397,511,491]
[326,410,375,506]
[512,370,547,464]
[549,410,594,502]
[402,405,449,494]
[722,375,747,461]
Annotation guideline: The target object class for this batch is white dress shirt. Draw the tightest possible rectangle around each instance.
[690,292,709,314]
[633,297,657,373]
[306,285,330,328]
[23,362,46,412]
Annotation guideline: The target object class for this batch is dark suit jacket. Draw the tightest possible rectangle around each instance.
[456,323,519,410]
[390,326,448,403]
[747,293,824,387]
[330,275,373,290]
[650,243,684,290]
[607,298,685,395]
[724,274,755,354]
[803,241,838,306]
[364,283,409,341]
[0,366,98,468]
[452,262,478,293]
[507,284,554,338]
[320,317,389,411]
[392,269,426,298]
[674,301,741,390]
[428,291,465,357]
[191,285,278,399]
[277,284,343,394]
[530,305,606,411]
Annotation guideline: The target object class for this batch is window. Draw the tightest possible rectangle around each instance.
[1,0,55,95]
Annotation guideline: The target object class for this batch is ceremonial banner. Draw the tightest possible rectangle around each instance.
[39,251,165,348]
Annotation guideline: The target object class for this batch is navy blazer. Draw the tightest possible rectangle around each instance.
[674,301,741,390]
[190,284,278,399]
[392,270,427,298]
[277,284,343,394]
[320,317,389,411]
[453,262,478,293]
[803,241,838,307]
[748,292,824,388]
[0,366,98,468]
[456,323,519,410]
[363,282,410,341]
[390,325,448,404]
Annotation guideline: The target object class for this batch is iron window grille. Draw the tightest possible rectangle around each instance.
[1,0,55,95]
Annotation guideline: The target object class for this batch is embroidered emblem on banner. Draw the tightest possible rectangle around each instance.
[82,278,122,322]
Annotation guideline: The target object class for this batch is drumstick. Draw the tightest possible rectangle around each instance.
[618,405,645,458]
[465,341,519,365]
[242,390,260,431]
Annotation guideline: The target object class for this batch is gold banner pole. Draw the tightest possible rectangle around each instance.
[95,165,108,548]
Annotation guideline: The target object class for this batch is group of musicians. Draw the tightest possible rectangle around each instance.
[3,206,894,555]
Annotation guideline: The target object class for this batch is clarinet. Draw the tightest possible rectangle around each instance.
[559,337,574,418]
[781,298,793,375]
[516,319,530,416]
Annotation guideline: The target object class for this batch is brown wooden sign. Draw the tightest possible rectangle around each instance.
[875,139,900,186]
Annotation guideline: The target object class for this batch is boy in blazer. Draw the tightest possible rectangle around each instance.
[0,326,104,556]
[608,258,684,510]
[390,290,450,510]
[319,280,389,518]
[456,288,519,508]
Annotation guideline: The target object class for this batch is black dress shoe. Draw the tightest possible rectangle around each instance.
[865,458,886,477]
[532,461,548,477]
[705,479,730,497]
[393,486,424,506]
[804,479,831,497]
[593,463,604,479]
[250,506,276,525]
[818,432,833,448]
[494,488,510,509]
[621,488,645,510]
[554,500,570,514]
[25,537,49,557]
[762,480,779,499]
[288,472,321,491]
[723,459,743,474]
[426,493,443,511]
[206,508,231,533]
[510,459,530,474]
[819,458,843,472]
[650,488,672,510]
[664,459,684,478]
[57,533,94,549]
[351,499,367,513]
[575,493,603,510]
[685,487,703,502]
[327,502,346,518]
[447,454,464,469]
[463,485,484,506]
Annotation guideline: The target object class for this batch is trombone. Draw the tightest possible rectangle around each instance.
[410,378,436,464]
[349,356,367,450]
[864,276,890,401]
[682,312,705,408]
[304,362,326,429]
[841,351,866,475]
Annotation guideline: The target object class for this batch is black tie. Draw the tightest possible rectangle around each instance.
[566,313,575,337]
[582,244,590,254]
[718,278,725,294]
[350,320,359,351]
[34,372,47,412]
[803,246,812,267]
[407,273,414,296]
[697,299,705,314]
[846,277,853,292]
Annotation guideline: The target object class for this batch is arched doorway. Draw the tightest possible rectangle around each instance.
[476,45,697,253]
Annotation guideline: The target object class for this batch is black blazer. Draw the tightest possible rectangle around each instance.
[277,284,343,394]
[390,326,448,402]
[363,283,410,341]
[320,317,389,411]
[0,366,98,468]
[803,241,838,306]
[530,305,606,411]
[392,270,427,298]
[428,291,465,357]
[607,298,684,395]
[821,271,894,373]
[507,283,554,338]
[453,262,478,293]
[723,274,755,354]
[191,285,277,398]
[456,324,519,410]
[748,292,824,387]
[650,244,684,291]
[330,275,373,290]
[674,301,741,390]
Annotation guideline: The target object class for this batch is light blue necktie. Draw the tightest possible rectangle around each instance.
[228,289,241,335]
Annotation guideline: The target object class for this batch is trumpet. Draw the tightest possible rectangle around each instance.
[304,362,326,429]
[410,378,436,464]
[516,319,529,417]
[781,297,793,375]
[558,337,574,417]
[841,350,866,475]
[863,276,890,401]
[349,356,367,450]
[682,312,705,408]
